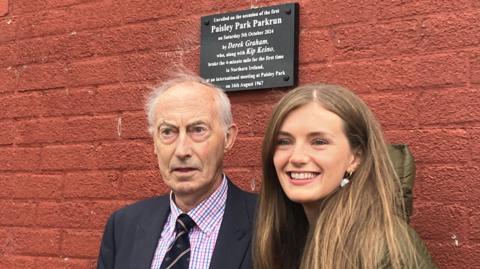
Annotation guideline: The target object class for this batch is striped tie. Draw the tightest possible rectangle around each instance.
[160,214,196,269]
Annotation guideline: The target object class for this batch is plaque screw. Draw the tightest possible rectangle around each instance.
[283,76,290,81]
[204,20,210,26]
[285,8,291,15]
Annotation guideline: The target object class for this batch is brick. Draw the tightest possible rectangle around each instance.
[0,0,8,16]
[470,205,480,241]
[11,228,61,255]
[231,103,254,136]
[302,54,467,92]
[471,128,480,162]
[181,48,200,73]
[0,17,15,43]
[0,147,41,171]
[0,92,45,119]
[224,167,261,193]
[0,228,8,253]
[12,0,94,14]
[95,83,148,113]
[64,116,119,142]
[0,201,36,226]
[0,173,62,199]
[0,43,17,67]
[14,35,71,66]
[377,0,476,19]
[17,62,68,91]
[41,87,96,117]
[119,169,167,199]
[410,203,469,240]
[385,129,471,164]
[61,229,102,258]
[225,137,262,167]
[17,9,69,39]
[331,20,420,60]
[426,242,477,269]
[40,144,96,171]
[417,88,480,126]
[63,171,119,199]
[35,257,95,269]
[0,120,14,145]
[249,102,278,136]
[15,3,115,39]
[95,141,155,170]
[113,0,182,23]
[118,51,183,83]
[302,0,375,28]
[75,18,198,59]
[16,116,119,145]
[179,0,250,15]
[361,91,419,128]
[419,12,480,52]
[120,112,149,139]
[471,51,480,84]
[0,88,95,120]
[0,255,95,269]
[0,255,35,268]
[299,29,335,64]
[36,201,125,229]
[415,164,478,203]
[67,57,121,87]
[0,67,17,93]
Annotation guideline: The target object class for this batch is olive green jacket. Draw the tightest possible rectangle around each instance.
[387,144,437,269]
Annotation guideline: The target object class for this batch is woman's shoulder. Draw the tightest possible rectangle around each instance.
[407,227,437,269]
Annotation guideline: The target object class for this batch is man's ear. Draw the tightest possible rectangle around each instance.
[224,124,238,152]
[153,137,158,155]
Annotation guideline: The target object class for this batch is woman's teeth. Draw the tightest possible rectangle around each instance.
[289,172,319,180]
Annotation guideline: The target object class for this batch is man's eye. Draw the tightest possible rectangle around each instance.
[312,138,328,145]
[160,128,176,137]
[192,126,206,133]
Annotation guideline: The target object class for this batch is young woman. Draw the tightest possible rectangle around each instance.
[253,84,435,269]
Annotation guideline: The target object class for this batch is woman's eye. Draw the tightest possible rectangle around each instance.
[277,138,291,146]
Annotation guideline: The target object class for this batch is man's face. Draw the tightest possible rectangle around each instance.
[152,82,237,210]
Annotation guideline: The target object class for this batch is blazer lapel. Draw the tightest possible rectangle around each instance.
[130,196,171,269]
[209,180,253,269]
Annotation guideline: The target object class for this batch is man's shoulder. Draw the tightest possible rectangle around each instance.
[227,180,258,214]
[111,194,170,221]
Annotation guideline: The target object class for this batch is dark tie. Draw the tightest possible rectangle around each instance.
[160,214,196,269]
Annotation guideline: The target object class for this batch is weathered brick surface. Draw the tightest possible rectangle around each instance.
[1,0,478,268]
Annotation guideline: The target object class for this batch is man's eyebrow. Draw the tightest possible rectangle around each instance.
[156,122,177,132]
[187,120,209,127]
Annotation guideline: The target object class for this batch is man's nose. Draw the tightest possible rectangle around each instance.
[174,132,193,160]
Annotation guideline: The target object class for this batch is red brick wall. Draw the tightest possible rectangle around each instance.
[0,0,479,268]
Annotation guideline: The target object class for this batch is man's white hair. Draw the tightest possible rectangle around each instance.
[145,71,233,135]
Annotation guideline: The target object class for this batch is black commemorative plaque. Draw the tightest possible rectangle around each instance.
[200,3,299,91]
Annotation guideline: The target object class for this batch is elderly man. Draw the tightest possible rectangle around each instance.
[96,74,257,269]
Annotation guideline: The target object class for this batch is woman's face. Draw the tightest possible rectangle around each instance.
[273,102,360,207]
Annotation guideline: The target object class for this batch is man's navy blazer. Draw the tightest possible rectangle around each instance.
[96,179,257,269]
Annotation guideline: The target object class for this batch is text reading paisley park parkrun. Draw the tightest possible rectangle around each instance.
[206,7,288,90]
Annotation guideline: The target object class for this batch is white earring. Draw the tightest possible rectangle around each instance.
[340,178,350,187]
[340,171,353,188]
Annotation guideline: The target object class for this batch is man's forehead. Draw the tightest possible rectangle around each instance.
[161,81,216,102]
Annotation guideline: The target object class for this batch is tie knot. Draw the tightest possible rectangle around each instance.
[175,214,195,233]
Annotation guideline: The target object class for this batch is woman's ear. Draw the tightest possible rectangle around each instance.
[348,148,362,172]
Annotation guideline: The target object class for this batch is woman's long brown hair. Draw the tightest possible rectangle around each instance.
[253,84,420,269]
